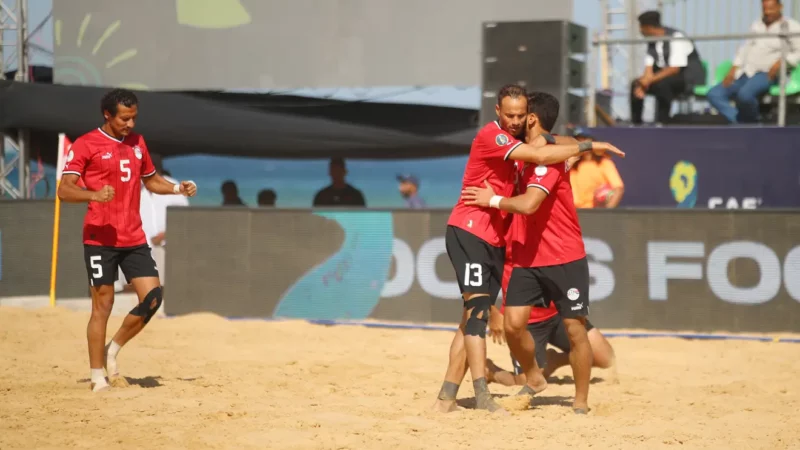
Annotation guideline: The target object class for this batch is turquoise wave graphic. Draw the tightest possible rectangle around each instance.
[273,211,393,320]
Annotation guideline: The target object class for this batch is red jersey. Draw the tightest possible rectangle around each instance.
[508,161,586,268]
[62,128,156,248]
[500,164,559,324]
[447,121,523,246]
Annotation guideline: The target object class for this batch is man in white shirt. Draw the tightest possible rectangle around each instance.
[707,0,800,123]
[138,154,189,286]
[113,155,188,292]
[630,11,706,124]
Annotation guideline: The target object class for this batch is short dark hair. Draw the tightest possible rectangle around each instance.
[497,84,527,106]
[527,92,560,132]
[221,180,238,194]
[101,88,138,117]
[258,189,277,206]
[330,157,346,168]
[638,11,661,27]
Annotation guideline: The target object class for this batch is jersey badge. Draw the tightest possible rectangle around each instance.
[567,288,580,301]
[534,165,548,176]
[495,134,509,146]
[133,146,143,160]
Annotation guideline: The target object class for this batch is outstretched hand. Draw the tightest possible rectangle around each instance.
[593,142,626,158]
[461,180,496,207]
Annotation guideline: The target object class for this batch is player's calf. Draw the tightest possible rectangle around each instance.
[462,294,505,413]
[503,306,548,397]
[564,317,592,414]
[88,285,115,392]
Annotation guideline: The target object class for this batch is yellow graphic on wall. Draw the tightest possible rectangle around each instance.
[54,14,147,90]
[176,0,251,29]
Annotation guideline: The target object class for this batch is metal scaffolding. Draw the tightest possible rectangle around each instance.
[0,0,28,199]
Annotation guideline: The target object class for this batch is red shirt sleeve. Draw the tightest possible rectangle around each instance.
[62,139,90,179]
[139,136,156,178]
[523,163,561,196]
[479,127,523,160]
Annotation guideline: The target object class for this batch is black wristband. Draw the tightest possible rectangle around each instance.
[541,133,556,145]
[579,141,593,152]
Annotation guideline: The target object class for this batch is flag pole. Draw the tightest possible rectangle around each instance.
[49,134,67,307]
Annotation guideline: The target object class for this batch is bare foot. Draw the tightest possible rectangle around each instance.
[475,392,507,414]
[525,370,548,395]
[431,399,459,413]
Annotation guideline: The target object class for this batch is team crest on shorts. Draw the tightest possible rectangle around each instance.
[495,134,509,146]
[133,146,143,160]
[567,288,580,301]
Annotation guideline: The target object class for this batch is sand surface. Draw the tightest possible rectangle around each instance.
[1,306,799,450]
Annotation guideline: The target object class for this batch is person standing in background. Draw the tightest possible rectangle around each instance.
[568,128,625,209]
[257,189,277,207]
[397,174,426,209]
[313,157,366,207]
[221,180,246,206]
[139,153,190,287]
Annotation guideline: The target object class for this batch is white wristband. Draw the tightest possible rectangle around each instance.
[489,195,504,209]
[173,183,181,194]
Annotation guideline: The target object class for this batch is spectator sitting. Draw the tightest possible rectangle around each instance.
[568,127,625,209]
[257,189,277,207]
[312,157,366,207]
[397,174,426,209]
[631,11,705,125]
[707,0,800,124]
[221,180,246,206]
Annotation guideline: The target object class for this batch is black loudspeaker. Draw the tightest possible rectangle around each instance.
[480,21,589,135]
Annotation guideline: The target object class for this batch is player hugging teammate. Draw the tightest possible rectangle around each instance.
[432,85,624,414]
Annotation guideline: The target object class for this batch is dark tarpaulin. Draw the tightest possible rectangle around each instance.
[0,81,477,166]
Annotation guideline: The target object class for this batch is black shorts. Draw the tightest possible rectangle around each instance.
[83,244,159,287]
[505,257,590,319]
[511,316,596,375]
[445,225,505,298]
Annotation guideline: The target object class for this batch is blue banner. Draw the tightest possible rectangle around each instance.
[589,127,800,208]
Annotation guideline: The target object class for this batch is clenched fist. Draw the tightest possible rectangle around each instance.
[91,185,115,203]
[179,181,197,197]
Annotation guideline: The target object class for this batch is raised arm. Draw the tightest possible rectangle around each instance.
[507,137,624,166]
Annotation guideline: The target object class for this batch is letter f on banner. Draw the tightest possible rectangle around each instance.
[647,242,704,300]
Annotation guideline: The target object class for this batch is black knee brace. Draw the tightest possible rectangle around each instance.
[463,295,492,338]
[129,286,163,324]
